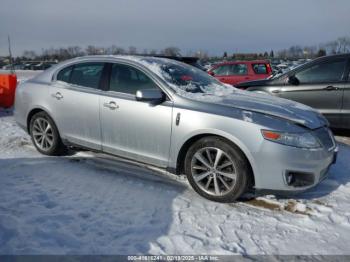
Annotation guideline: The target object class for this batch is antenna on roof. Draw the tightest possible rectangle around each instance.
[8,35,15,74]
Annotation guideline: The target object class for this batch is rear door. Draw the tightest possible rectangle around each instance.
[50,62,105,150]
[277,58,347,127]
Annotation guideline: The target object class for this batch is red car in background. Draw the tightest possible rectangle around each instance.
[208,60,272,86]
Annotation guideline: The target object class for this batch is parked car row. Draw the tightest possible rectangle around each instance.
[236,54,350,130]
[2,61,57,71]
[15,55,338,202]
[205,54,349,130]
[270,58,310,75]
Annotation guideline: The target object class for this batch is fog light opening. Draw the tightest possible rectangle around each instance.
[285,171,315,187]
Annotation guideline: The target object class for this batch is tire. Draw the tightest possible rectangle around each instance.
[184,136,251,203]
[29,111,67,156]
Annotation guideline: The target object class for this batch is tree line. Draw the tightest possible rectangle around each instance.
[276,36,350,59]
[15,46,183,63]
[6,35,350,64]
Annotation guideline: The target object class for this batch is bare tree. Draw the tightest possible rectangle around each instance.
[22,50,37,60]
[149,49,158,55]
[106,45,125,55]
[114,47,126,55]
[277,49,288,59]
[325,41,338,54]
[86,45,105,55]
[161,47,181,56]
[128,46,137,55]
[194,50,209,60]
[67,46,84,57]
[324,37,350,54]
[336,36,350,53]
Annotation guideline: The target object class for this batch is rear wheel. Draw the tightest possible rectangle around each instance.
[29,111,67,155]
[184,136,251,202]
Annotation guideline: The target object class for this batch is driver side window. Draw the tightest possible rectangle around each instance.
[109,64,158,95]
[295,60,346,84]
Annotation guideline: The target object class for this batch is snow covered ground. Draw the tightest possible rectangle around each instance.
[1,108,350,255]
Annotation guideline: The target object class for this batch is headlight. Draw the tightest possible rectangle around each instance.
[261,130,321,149]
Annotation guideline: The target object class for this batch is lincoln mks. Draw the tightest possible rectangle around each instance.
[15,56,337,202]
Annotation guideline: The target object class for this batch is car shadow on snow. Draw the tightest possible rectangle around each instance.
[0,155,187,254]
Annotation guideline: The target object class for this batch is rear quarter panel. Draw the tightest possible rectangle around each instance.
[14,80,51,131]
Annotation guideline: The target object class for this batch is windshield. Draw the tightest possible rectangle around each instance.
[140,58,230,94]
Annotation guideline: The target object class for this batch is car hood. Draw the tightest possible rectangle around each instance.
[184,89,327,129]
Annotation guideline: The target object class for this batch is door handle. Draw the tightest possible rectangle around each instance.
[103,101,119,110]
[52,92,63,100]
[324,86,339,91]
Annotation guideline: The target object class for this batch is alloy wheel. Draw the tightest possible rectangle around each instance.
[190,147,237,196]
[32,117,54,151]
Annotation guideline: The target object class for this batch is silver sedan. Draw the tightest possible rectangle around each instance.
[15,56,338,202]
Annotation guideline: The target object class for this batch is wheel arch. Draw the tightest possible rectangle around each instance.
[174,131,257,188]
[26,106,57,134]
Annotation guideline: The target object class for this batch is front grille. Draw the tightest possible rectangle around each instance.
[313,127,335,150]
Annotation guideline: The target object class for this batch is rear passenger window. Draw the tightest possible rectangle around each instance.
[69,63,104,89]
[230,64,248,75]
[253,64,268,74]
[109,64,158,95]
[57,66,72,83]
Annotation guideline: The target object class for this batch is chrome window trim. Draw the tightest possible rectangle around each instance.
[51,57,175,101]
[105,60,175,102]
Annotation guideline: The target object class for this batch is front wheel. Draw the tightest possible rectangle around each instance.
[184,136,251,202]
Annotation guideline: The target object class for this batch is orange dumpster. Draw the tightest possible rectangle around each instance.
[0,74,17,108]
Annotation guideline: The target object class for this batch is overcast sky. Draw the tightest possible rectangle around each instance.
[1,0,349,56]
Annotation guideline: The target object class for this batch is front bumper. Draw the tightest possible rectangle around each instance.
[252,138,338,193]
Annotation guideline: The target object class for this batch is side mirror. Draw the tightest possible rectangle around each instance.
[135,89,165,102]
[288,75,299,86]
[208,71,215,76]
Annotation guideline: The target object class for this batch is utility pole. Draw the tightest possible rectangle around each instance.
[8,35,15,73]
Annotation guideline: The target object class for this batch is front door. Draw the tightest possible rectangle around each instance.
[277,58,347,127]
[100,63,173,167]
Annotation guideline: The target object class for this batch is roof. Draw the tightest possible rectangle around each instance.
[214,60,270,66]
